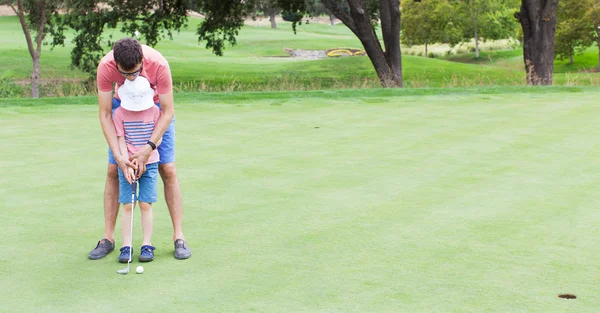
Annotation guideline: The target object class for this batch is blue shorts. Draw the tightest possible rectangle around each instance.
[108,98,176,165]
[118,162,159,204]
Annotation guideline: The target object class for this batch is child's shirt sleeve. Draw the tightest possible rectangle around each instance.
[112,108,125,137]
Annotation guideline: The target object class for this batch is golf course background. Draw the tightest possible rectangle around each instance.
[1,15,600,97]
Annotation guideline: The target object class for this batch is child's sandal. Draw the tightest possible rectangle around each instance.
[139,245,156,262]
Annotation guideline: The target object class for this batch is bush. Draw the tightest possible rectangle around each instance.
[281,11,303,22]
[0,78,24,98]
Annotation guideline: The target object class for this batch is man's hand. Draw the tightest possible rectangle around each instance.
[131,145,152,178]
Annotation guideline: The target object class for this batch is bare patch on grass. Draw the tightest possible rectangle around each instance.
[0,5,15,16]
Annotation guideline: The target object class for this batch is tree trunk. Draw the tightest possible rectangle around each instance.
[269,12,277,28]
[472,5,480,58]
[425,40,428,56]
[32,56,41,98]
[322,0,402,87]
[329,14,336,25]
[379,0,402,85]
[475,29,480,58]
[597,29,600,71]
[516,0,559,85]
[569,53,574,64]
[13,0,46,98]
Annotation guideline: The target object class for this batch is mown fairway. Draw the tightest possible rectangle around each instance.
[1,87,599,312]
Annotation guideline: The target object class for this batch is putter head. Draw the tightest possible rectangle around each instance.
[117,263,130,274]
[116,259,132,274]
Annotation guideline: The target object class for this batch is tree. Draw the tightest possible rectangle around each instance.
[401,0,459,56]
[53,0,189,77]
[2,0,62,97]
[304,0,343,25]
[197,0,403,87]
[587,0,600,70]
[555,0,593,64]
[56,0,402,87]
[252,0,281,28]
[515,0,559,85]
[322,0,402,86]
[454,0,520,58]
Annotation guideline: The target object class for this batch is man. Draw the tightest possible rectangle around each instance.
[88,37,191,260]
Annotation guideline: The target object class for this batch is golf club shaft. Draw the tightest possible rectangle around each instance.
[117,175,137,274]
[129,178,136,264]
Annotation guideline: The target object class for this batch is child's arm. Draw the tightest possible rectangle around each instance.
[112,109,136,183]
[117,136,135,183]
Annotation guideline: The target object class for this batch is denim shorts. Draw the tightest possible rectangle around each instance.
[108,97,176,165]
[118,162,159,204]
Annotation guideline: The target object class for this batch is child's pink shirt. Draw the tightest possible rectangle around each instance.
[112,106,161,164]
[97,45,173,103]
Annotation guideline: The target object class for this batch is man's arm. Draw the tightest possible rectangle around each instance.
[99,90,135,172]
[152,92,174,146]
[131,92,174,177]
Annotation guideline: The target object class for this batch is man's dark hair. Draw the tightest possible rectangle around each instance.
[113,38,143,71]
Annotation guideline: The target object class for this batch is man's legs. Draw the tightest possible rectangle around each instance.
[159,162,191,259]
[103,164,120,242]
[156,118,191,259]
[88,164,119,259]
[159,163,184,240]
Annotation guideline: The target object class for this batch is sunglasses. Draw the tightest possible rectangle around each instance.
[117,64,143,78]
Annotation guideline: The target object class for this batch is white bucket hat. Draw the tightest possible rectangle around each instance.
[118,76,155,112]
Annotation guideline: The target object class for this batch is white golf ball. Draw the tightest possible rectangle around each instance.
[136,266,144,274]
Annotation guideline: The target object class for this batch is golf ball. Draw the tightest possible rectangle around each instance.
[136,266,144,274]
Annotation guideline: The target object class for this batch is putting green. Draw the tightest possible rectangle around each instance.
[1,87,598,312]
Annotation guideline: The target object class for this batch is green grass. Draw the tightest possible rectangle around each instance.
[2,87,600,312]
[442,46,600,74]
[442,49,524,68]
[554,46,600,73]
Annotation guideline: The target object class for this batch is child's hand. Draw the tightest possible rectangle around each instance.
[129,159,139,182]
[127,167,136,183]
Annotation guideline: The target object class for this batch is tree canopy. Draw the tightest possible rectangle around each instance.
[53,0,189,75]
[401,0,460,56]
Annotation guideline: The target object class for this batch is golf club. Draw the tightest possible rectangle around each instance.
[117,176,136,275]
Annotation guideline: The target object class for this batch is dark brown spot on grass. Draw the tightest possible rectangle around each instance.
[558,294,576,299]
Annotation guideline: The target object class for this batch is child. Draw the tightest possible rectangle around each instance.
[112,76,161,263]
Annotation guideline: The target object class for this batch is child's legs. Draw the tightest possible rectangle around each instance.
[118,168,135,247]
[138,163,158,246]
[121,203,133,247]
[139,202,153,246]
